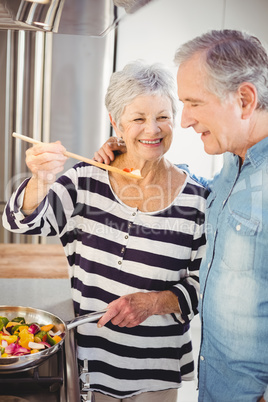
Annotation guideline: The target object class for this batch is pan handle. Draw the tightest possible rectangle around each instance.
[66,309,108,330]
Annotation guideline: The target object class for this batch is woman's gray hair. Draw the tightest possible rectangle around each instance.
[105,61,179,126]
[174,29,268,110]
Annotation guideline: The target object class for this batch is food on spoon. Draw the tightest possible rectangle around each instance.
[123,168,141,176]
[0,315,64,357]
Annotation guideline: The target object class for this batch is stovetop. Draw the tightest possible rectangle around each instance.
[0,278,81,402]
[0,349,64,401]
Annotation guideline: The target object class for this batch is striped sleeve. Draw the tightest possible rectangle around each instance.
[170,180,207,324]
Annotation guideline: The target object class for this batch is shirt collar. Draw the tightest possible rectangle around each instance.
[242,136,268,168]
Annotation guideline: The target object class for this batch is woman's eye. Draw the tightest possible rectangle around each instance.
[158,116,169,120]
[134,118,144,122]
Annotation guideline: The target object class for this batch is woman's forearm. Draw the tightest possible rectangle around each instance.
[22,176,51,215]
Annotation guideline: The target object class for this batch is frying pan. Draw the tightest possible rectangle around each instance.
[0,305,106,373]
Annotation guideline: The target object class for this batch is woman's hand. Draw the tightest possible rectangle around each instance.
[22,141,67,215]
[93,137,126,165]
[97,290,180,328]
[26,141,67,185]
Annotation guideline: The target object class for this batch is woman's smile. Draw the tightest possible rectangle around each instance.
[138,138,163,145]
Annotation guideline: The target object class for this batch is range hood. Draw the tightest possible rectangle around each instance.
[0,0,155,36]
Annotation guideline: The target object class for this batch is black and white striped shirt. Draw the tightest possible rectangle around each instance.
[3,163,207,398]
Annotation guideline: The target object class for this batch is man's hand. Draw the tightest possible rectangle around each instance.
[93,137,126,165]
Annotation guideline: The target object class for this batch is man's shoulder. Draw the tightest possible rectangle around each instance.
[176,163,211,194]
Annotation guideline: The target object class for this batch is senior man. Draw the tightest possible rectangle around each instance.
[174,29,268,402]
[95,30,268,402]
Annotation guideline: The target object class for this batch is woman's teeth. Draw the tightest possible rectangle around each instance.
[139,139,161,144]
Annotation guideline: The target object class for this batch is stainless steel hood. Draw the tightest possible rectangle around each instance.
[0,0,155,36]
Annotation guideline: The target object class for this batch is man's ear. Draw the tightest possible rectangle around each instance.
[238,82,258,119]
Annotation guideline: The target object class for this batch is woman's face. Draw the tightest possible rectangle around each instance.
[112,94,174,163]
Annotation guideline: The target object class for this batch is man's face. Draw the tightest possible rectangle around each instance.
[176,54,244,157]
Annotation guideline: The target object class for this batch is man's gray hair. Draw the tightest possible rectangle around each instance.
[174,29,268,110]
[105,61,178,126]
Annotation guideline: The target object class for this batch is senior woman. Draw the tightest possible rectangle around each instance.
[3,61,207,402]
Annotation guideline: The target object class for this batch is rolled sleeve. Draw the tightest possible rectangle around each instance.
[2,178,49,231]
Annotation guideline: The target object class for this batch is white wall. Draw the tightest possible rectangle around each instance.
[115,0,268,178]
[114,4,268,400]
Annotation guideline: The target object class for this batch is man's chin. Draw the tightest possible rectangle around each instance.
[202,143,220,156]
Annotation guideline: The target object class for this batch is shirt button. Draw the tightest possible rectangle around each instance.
[200,356,205,361]
[128,223,132,228]
[208,262,211,269]
[121,247,125,253]
[236,224,241,231]
[132,212,136,216]
[125,235,129,239]
[118,261,122,265]
[200,293,203,299]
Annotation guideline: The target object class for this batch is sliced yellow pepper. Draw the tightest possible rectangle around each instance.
[6,321,21,328]
[18,325,29,332]
[18,328,34,350]
[0,334,18,344]
[31,349,40,354]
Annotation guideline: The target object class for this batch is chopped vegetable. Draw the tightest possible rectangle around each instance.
[131,169,141,176]
[123,168,141,176]
[6,321,20,329]
[31,349,40,354]
[12,317,26,324]
[0,317,8,331]
[0,334,18,345]
[52,335,62,344]
[46,333,57,346]
[18,328,34,349]
[40,324,54,332]
[28,342,45,350]
[28,323,41,335]
[34,330,47,343]
[0,315,64,357]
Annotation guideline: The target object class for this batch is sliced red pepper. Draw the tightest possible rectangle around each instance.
[123,168,134,172]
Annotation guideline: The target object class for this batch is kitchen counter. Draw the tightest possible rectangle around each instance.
[0,244,80,402]
[0,243,69,278]
[0,243,72,319]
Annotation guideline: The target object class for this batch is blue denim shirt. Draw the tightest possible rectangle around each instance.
[198,137,268,402]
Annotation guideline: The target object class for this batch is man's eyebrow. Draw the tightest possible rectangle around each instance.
[179,97,203,103]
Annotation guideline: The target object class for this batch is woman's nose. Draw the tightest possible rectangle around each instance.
[144,119,161,134]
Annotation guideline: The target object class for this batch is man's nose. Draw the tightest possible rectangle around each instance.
[180,106,197,129]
